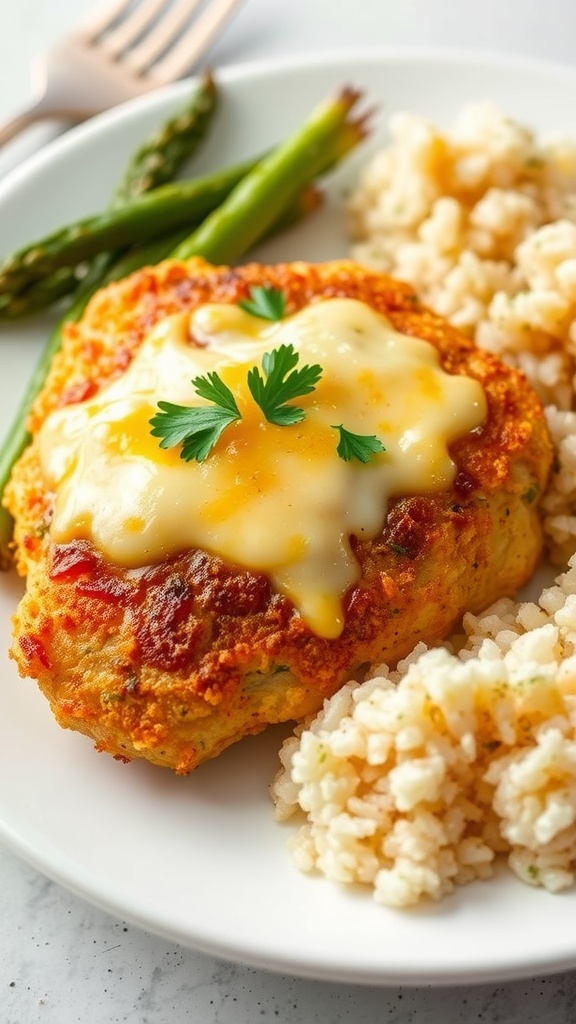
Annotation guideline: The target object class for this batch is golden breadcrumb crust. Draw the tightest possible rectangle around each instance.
[5,258,553,772]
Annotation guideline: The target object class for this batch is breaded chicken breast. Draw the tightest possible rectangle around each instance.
[5,258,553,772]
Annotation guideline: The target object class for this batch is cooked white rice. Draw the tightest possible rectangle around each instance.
[270,102,576,907]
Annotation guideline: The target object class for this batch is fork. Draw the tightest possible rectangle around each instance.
[0,0,243,148]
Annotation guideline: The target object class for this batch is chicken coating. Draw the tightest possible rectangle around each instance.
[5,258,553,772]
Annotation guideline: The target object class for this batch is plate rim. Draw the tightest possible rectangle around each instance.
[4,42,576,201]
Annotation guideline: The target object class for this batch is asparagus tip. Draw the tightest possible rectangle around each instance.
[337,84,364,111]
[200,68,216,90]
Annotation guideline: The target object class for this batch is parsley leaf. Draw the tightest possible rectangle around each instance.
[190,370,241,418]
[332,424,386,463]
[239,285,286,321]
[150,341,386,468]
[149,371,241,463]
[247,343,322,425]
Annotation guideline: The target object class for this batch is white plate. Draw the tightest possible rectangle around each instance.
[2,48,576,987]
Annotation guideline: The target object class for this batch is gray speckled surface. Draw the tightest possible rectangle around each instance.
[4,1,576,1020]
[3,843,576,1024]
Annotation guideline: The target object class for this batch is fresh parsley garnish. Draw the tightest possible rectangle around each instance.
[149,370,241,463]
[239,285,286,321]
[247,343,322,425]
[332,424,386,463]
[151,294,385,464]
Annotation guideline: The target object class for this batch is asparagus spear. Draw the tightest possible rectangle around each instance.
[0,146,345,321]
[112,71,217,205]
[174,86,365,263]
[0,268,78,320]
[0,154,262,295]
[9,186,323,319]
[0,89,365,296]
[0,100,365,319]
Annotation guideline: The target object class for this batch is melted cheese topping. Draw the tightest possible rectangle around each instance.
[39,298,486,638]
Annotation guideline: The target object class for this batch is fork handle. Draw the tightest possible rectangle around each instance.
[0,97,85,149]
[0,103,46,148]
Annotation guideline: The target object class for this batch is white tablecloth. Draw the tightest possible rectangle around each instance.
[2,1,576,1021]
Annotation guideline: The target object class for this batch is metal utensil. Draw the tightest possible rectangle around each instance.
[0,0,243,147]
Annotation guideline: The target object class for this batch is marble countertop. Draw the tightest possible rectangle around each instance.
[4,1,576,1021]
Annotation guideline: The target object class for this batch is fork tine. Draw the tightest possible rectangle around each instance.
[148,0,244,84]
[99,0,174,58]
[126,0,204,73]
[0,0,243,147]
[76,0,136,41]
